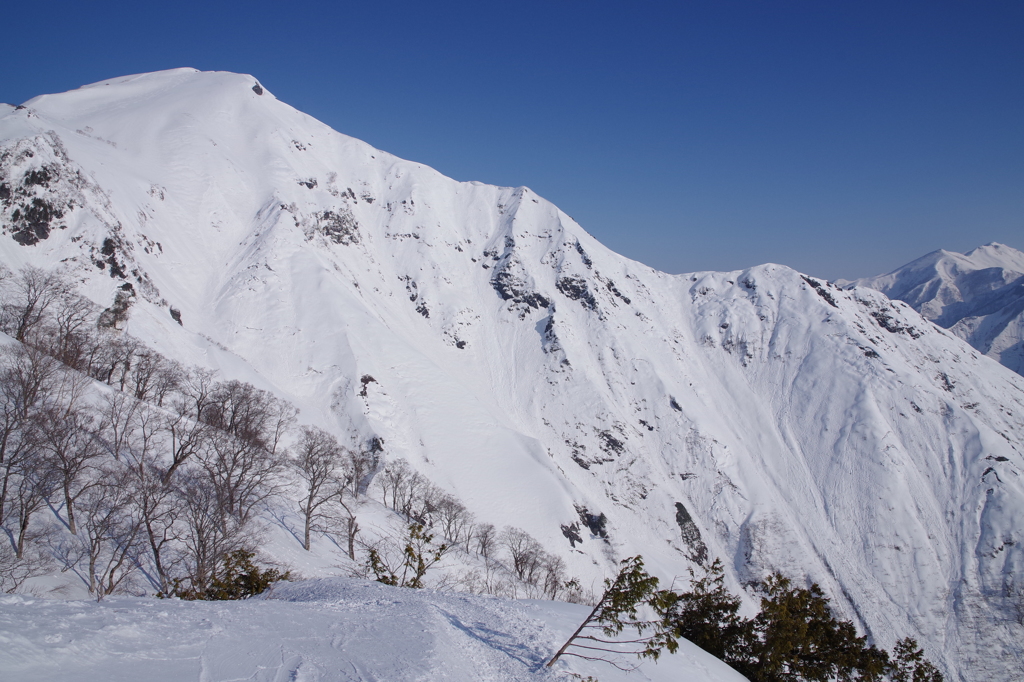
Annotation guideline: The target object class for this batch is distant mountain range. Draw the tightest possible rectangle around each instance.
[2,70,1023,680]
[843,243,1024,376]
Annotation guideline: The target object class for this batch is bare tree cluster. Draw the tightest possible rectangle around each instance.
[371,458,583,601]
[0,339,305,598]
[0,266,317,598]
[0,265,182,405]
[291,425,374,556]
[376,459,473,545]
[1,264,583,606]
[0,344,64,591]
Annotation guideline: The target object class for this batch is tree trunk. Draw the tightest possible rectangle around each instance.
[0,469,11,528]
[162,458,185,485]
[16,513,30,559]
[347,517,358,561]
[64,483,76,534]
[145,518,168,592]
[546,599,605,667]
[89,549,98,596]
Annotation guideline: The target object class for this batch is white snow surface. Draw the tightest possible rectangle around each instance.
[845,243,1024,376]
[0,577,745,681]
[2,69,1024,680]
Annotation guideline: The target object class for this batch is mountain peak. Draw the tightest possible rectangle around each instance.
[19,69,275,135]
[962,241,1024,268]
[2,72,1023,681]
[851,243,1024,375]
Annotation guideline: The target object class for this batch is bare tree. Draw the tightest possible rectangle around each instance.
[77,331,112,383]
[161,412,210,485]
[0,354,59,566]
[123,349,181,405]
[0,388,52,591]
[148,359,183,408]
[0,533,51,593]
[474,522,497,560]
[174,469,250,596]
[35,373,103,535]
[433,494,474,548]
[445,559,516,599]
[177,367,218,418]
[45,292,96,369]
[72,467,144,600]
[541,554,568,600]
[336,496,360,561]
[377,458,413,510]
[201,380,297,455]
[376,458,432,520]
[0,345,61,526]
[98,391,141,462]
[196,429,286,527]
[170,379,296,530]
[160,368,219,484]
[0,265,70,343]
[291,426,347,550]
[127,348,165,402]
[408,481,445,525]
[501,526,546,585]
[6,448,56,560]
[122,407,181,594]
[92,334,144,392]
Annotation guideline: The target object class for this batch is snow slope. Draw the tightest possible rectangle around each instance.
[0,577,746,682]
[2,69,1023,680]
[843,243,1024,376]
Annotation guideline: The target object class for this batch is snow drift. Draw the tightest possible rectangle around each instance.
[0,577,746,681]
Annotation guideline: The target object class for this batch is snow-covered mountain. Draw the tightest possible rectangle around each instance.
[2,69,1023,681]
[844,243,1024,377]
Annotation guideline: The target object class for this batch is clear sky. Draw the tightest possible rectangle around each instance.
[2,0,1022,280]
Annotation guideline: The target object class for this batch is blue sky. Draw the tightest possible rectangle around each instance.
[2,0,1021,279]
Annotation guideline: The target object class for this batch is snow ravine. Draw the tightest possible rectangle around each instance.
[1,69,1023,681]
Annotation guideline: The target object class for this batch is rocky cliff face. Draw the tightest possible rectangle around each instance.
[3,69,1023,680]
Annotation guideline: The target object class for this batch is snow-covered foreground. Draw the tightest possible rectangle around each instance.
[0,578,744,682]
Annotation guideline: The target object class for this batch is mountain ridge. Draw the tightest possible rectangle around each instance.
[845,242,1024,376]
[2,69,1023,680]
